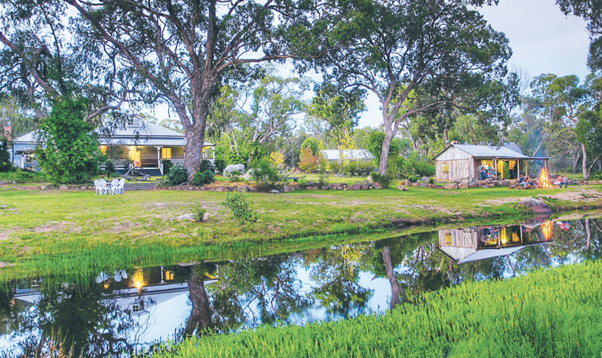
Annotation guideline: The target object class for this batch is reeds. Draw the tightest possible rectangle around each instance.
[148,261,602,358]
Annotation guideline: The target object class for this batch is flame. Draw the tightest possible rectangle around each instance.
[541,221,553,241]
[538,167,553,189]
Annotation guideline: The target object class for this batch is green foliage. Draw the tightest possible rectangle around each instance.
[0,138,12,172]
[408,175,419,183]
[198,160,215,173]
[162,159,173,176]
[249,157,279,191]
[103,160,116,179]
[228,171,243,182]
[192,205,207,222]
[0,169,47,183]
[166,164,188,185]
[401,159,436,178]
[214,159,227,174]
[222,192,258,225]
[300,138,325,158]
[299,147,326,172]
[328,160,341,173]
[36,97,101,184]
[366,131,386,161]
[370,171,392,188]
[192,170,215,186]
[342,160,374,176]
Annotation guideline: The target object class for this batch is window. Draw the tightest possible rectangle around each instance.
[131,303,142,313]
[127,118,134,126]
[161,148,172,159]
[165,270,175,281]
[99,146,107,155]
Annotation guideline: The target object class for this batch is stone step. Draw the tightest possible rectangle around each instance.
[124,182,156,191]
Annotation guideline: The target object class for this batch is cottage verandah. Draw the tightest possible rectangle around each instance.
[11,120,215,175]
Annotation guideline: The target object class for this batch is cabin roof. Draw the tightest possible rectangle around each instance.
[321,149,374,161]
[433,143,547,161]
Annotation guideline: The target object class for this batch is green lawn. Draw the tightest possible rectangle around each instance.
[1,184,602,282]
[147,260,602,358]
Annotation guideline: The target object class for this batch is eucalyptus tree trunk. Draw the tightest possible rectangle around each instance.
[582,142,589,179]
[185,271,212,337]
[382,246,403,310]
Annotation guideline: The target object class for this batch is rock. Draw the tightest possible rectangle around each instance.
[59,185,68,190]
[306,185,319,190]
[458,183,469,189]
[348,183,363,190]
[178,182,190,186]
[486,183,495,188]
[283,185,292,192]
[427,184,437,189]
[519,197,553,214]
[270,189,280,194]
[373,182,383,189]
[421,183,428,188]
[176,214,195,221]
[421,176,430,182]
[468,182,479,189]
[225,186,237,192]
[238,186,252,192]
[203,213,210,222]
[444,183,458,190]
[213,186,224,192]
[492,181,501,187]
[40,185,47,190]
[398,185,409,191]
[412,182,421,187]
[322,184,331,190]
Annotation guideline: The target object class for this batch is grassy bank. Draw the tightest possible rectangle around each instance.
[148,260,602,358]
[1,185,602,282]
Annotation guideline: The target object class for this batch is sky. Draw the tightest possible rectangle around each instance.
[151,0,592,129]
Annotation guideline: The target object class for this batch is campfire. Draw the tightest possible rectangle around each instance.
[541,221,554,241]
[538,166,553,189]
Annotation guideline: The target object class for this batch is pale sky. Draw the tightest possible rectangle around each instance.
[151,0,592,129]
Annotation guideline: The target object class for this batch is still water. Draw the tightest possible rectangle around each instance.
[1,215,601,357]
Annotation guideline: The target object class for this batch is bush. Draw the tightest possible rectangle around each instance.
[222,192,257,225]
[166,164,188,185]
[214,159,227,174]
[249,157,280,191]
[370,171,393,188]
[408,175,419,183]
[228,170,243,182]
[162,159,173,176]
[401,159,435,178]
[198,159,215,173]
[356,161,374,176]
[192,170,215,186]
[104,160,117,179]
[329,160,341,173]
[0,138,12,172]
[0,169,48,183]
[192,204,207,222]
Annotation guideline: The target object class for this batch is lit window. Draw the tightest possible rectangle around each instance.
[100,146,107,155]
[161,148,172,159]
[165,271,175,281]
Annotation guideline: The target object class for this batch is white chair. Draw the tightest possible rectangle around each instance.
[94,180,104,195]
[110,179,120,195]
[99,179,110,195]
[116,178,125,194]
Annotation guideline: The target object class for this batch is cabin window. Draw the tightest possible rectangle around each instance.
[165,270,175,281]
[99,145,107,155]
[161,148,172,159]
[442,162,449,174]
[131,303,142,313]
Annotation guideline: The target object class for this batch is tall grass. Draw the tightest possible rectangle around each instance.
[147,261,602,358]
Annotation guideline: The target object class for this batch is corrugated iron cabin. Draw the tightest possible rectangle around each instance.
[433,143,547,181]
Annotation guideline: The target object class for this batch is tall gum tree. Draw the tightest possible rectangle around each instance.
[314,0,510,174]
[64,0,320,177]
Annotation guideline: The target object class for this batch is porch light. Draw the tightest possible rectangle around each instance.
[132,269,145,289]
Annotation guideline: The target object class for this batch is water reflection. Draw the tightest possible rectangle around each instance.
[1,216,600,357]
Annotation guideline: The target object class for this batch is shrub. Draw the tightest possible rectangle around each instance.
[166,164,188,185]
[299,138,325,159]
[228,170,243,182]
[104,160,116,179]
[192,170,215,186]
[370,171,393,188]
[356,161,374,176]
[408,175,419,183]
[299,147,322,172]
[249,157,280,191]
[222,192,258,224]
[0,138,12,172]
[36,97,101,184]
[401,159,435,178]
[198,159,215,173]
[192,205,207,222]
[214,159,227,174]
[0,169,47,183]
[329,160,341,173]
[162,159,173,176]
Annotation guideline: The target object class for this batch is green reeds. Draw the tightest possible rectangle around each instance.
[148,261,602,358]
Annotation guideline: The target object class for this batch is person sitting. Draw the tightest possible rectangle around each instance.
[518,175,528,188]
[478,163,487,180]
[527,177,535,188]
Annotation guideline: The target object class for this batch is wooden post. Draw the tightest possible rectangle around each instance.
[517,160,521,178]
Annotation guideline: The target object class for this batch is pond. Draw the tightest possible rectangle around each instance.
[1,215,601,357]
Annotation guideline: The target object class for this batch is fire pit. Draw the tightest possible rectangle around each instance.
[538,167,553,189]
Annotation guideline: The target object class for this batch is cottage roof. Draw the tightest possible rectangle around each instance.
[321,149,374,161]
[12,130,40,144]
[438,241,549,264]
[433,143,547,160]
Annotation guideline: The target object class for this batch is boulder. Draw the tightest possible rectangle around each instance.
[486,183,495,188]
[492,181,501,187]
[427,184,437,189]
[59,185,68,190]
[458,183,469,189]
[398,185,409,191]
[421,176,430,183]
[237,186,253,192]
[348,183,363,190]
[468,182,479,189]
[519,197,553,214]
[41,185,47,190]
[421,183,428,188]
[405,180,412,186]
[203,213,210,222]
[306,185,319,190]
[373,182,383,189]
[322,184,331,190]
[213,186,225,192]
[412,182,422,187]
[270,189,281,194]
[444,183,458,190]
[361,183,371,190]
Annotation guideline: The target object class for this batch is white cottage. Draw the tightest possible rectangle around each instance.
[11,119,215,175]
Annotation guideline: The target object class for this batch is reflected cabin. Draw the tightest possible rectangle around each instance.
[433,143,548,181]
